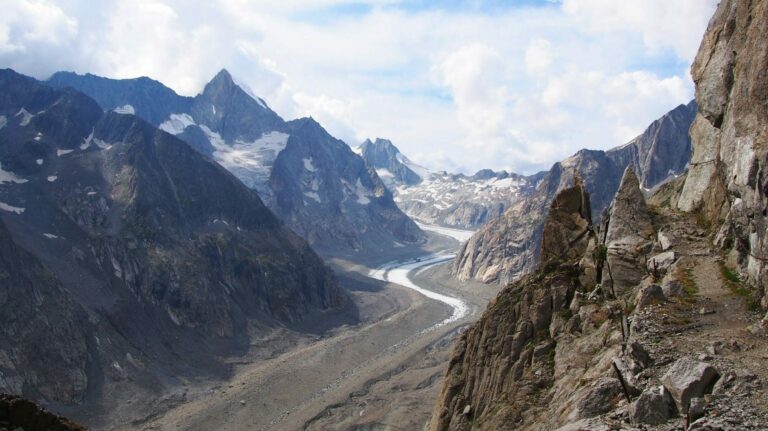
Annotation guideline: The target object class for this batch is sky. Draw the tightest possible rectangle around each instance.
[1,0,718,175]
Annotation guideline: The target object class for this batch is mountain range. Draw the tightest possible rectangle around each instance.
[358,138,542,229]
[452,100,697,283]
[0,68,343,421]
[48,70,424,254]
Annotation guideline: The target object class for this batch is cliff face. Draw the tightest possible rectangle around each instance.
[453,102,695,284]
[432,179,612,430]
[676,0,768,306]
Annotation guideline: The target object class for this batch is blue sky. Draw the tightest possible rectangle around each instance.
[1,0,718,174]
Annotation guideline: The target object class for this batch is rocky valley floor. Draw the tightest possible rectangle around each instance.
[109,231,497,431]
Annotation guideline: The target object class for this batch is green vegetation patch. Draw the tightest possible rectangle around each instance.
[720,262,759,310]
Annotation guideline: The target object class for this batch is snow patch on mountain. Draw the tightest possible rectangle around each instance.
[159,113,196,135]
[303,158,316,172]
[15,108,32,126]
[0,163,28,184]
[207,129,289,192]
[0,201,24,214]
[113,104,135,115]
[304,191,322,203]
[81,128,94,150]
[395,153,430,180]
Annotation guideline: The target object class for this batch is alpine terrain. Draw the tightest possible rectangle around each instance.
[358,137,541,229]
[0,69,343,426]
[48,70,424,254]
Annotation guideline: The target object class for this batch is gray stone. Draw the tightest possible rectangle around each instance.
[627,341,653,370]
[661,278,684,297]
[635,284,665,309]
[658,230,673,251]
[647,251,676,276]
[601,168,655,293]
[629,385,675,425]
[661,357,720,413]
[688,397,707,422]
[575,377,624,419]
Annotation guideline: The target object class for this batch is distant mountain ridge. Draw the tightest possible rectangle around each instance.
[358,138,541,229]
[0,68,343,423]
[453,100,697,283]
[49,69,424,253]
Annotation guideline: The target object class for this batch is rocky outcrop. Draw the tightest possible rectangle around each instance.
[48,69,424,254]
[676,0,768,307]
[0,69,344,423]
[358,138,423,186]
[0,394,86,431]
[453,102,695,284]
[431,181,612,430]
[600,168,655,295]
[431,165,750,430]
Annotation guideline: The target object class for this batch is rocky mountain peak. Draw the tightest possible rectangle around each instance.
[539,176,592,268]
[358,136,424,186]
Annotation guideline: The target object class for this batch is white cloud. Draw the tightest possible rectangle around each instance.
[0,0,718,174]
[0,0,77,54]
[525,38,554,76]
[562,0,718,59]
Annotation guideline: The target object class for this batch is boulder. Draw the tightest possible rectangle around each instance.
[688,397,707,422]
[658,230,673,251]
[661,278,684,297]
[629,385,675,425]
[647,251,676,276]
[635,284,665,309]
[574,377,624,419]
[661,357,720,413]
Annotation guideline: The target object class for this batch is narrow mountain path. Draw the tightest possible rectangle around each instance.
[629,207,768,427]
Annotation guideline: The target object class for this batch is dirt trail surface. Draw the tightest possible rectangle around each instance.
[624,208,768,428]
[131,226,495,431]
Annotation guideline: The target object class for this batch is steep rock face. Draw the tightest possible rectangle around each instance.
[676,0,768,304]
[453,102,695,284]
[0,69,343,419]
[358,138,537,229]
[47,69,424,253]
[431,181,624,430]
[0,219,90,404]
[600,168,655,295]
[432,171,661,430]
